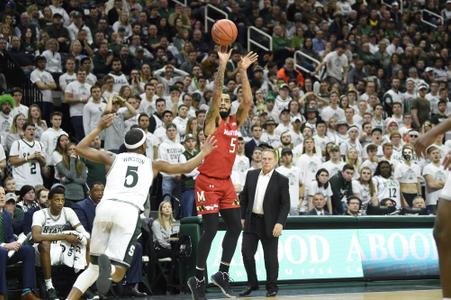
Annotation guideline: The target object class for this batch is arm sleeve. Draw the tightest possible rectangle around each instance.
[31,210,44,228]
[56,161,72,180]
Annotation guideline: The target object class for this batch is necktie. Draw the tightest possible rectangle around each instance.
[0,213,5,243]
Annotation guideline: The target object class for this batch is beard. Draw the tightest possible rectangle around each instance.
[219,108,231,119]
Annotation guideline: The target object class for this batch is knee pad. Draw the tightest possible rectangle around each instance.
[73,264,100,293]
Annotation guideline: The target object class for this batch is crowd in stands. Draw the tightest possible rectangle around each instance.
[0,0,450,298]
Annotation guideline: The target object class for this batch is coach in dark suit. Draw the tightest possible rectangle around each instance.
[0,186,39,300]
[72,183,146,297]
[239,148,290,297]
[307,193,330,216]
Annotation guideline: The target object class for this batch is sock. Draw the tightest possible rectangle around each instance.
[22,288,31,295]
[45,279,54,290]
[195,266,205,281]
[73,264,100,294]
[219,262,230,273]
[110,265,116,277]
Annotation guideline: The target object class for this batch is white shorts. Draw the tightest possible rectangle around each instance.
[89,199,141,267]
[440,171,451,201]
[34,242,63,266]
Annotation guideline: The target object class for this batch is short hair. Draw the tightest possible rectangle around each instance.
[366,144,378,152]
[49,186,65,200]
[138,113,149,122]
[342,164,355,173]
[347,196,362,205]
[90,84,102,93]
[11,87,23,95]
[261,147,277,158]
[22,121,36,131]
[155,98,166,104]
[50,111,63,119]
[111,57,121,64]
[89,181,105,190]
[382,142,393,150]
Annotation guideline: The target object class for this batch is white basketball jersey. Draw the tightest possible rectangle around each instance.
[10,139,44,189]
[102,152,153,211]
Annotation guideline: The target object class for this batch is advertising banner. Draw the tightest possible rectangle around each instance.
[206,228,438,282]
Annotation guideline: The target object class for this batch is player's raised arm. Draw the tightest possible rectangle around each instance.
[415,118,451,157]
[204,47,232,136]
[153,135,217,177]
[236,51,258,125]
[75,114,115,166]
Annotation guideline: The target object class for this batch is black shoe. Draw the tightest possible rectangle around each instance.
[46,288,59,300]
[123,284,147,297]
[96,254,112,296]
[238,286,258,297]
[187,276,206,300]
[210,271,235,298]
[266,290,277,297]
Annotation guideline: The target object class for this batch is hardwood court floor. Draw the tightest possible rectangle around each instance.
[235,289,442,300]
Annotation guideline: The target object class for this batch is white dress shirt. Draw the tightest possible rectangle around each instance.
[252,169,275,214]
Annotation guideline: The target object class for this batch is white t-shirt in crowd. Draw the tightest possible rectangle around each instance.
[65,81,92,117]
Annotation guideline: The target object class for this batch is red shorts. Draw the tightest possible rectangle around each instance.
[195,173,239,215]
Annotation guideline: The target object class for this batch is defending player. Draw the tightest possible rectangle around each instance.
[187,48,258,300]
[415,119,451,300]
[66,114,217,300]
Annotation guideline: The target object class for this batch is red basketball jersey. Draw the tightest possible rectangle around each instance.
[198,115,239,179]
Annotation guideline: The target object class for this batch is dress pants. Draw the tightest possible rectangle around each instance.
[241,214,279,292]
[0,245,36,295]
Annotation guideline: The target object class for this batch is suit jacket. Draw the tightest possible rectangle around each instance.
[307,209,329,216]
[72,197,97,233]
[0,210,15,244]
[240,169,290,238]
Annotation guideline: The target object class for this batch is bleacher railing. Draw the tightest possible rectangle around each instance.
[5,55,42,106]
[294,50,323,80]
[247,26,272,52]
[381,0,404,13]
[170,0,187,6]
[421,9,444,29]
[204,4,228,33]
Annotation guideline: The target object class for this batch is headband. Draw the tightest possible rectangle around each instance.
[124,129,147,149]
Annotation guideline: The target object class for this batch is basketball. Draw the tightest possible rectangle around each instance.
[211,19,238,46]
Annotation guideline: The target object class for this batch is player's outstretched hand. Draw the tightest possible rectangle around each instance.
[201,135,218,156]
[97,113,115,130]
[238,51,259,70]
[217,46,232,66]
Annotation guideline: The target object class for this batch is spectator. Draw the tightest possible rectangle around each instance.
[41,39,62,74]
[22,187,49,235]
[83,136,108,187]
[330,164,354,215]
[0,186,40,300]
[108,58,129,93]
[158,123,185,197]
[231,137,249,193]
[345,196,362,216]
[45,13,70,52]
[0,94,15,143]
[307,193,329,216]
[10,88,28,118]
[395,145,422,208]
[277,58,304,87]
[374,160,400,208]
[82,85,106,137]
[178,134,199,217]
[64,69,92,142]
[4,113,26,153]
[313,43,349,86]
[16,185,37,215]
[56,143,87,207]
[276,148,303,215]
[411,83,431,130]
[29,56,57,121]
[103,95,137,152]
[306,168,333,215]
[9,122,46,190]
[40,111,65,161]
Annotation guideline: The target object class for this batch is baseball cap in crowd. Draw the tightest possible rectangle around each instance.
[418,84,428,91]
[184,134,196,142]
[170,85,180,92]
[408,130,420,137]
[5,193,17,204]
[279,83,289,90]
[281,148,293,156]
[265,94,276,103]
[347,125,359,135]
[386,118,399,128]
[53,13,63,19]
[305,106,317,113]
[292,116,302,123]
[337,119,348,126]
[425,67,433,73]
[264,118,277,127]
